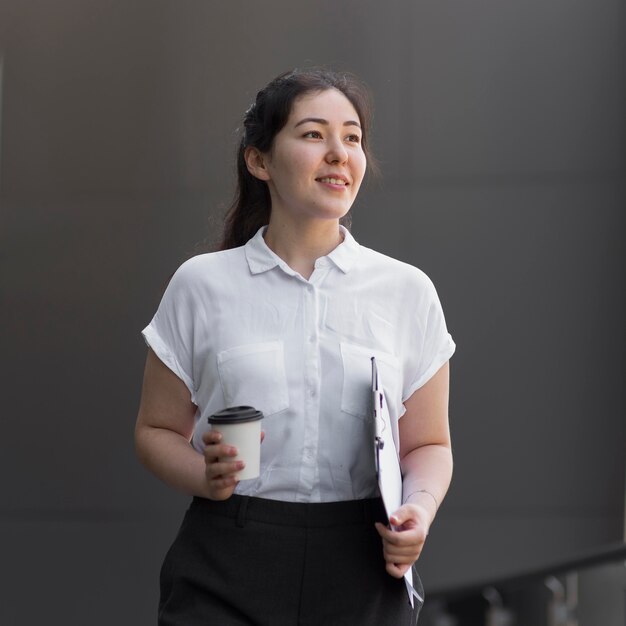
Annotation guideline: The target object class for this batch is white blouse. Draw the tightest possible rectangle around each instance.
[142,226,455,503]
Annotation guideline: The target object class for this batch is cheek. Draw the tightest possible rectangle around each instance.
[277,149,310,177]
[352,155,367,188]
[293,151,318,174]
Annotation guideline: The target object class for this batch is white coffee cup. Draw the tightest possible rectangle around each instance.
[207,406,264,480]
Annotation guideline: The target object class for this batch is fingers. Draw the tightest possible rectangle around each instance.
[385,562,412,578]
[202,432,238,461]
[202,436,238,462]
[375,524,426,555]
[375,521,426,577]
[207,459,245,478]
[375,521,426,544]
[202,429,225,446]
[202,430,245,500]
[383,543,423,564]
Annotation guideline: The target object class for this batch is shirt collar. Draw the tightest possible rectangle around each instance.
[327,226,360,273]
[244,225,360,276]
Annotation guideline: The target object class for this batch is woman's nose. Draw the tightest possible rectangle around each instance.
[325,138,348,164]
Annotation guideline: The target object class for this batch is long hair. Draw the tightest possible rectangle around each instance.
[218,68,377,250]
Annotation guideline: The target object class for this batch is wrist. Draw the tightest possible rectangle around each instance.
[403,489,438,522]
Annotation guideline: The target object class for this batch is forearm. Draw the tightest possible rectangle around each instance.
[135,425,210,498]
[400,443,453,526]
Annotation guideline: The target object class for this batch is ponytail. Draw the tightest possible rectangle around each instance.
[219,142,271,250]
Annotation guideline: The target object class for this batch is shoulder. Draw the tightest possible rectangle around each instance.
[171,247,246,284]
[160,247,247,305]
[356,244,437,294]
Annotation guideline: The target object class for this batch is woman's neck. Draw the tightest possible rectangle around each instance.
[263,217,344,280]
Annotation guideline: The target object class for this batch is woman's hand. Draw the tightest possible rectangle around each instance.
[201,430,265,501]
[202,430,243,500]
[374,503,430,578]
[377,361,452,578]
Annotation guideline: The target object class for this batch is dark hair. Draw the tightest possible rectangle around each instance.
[218,68,377,250]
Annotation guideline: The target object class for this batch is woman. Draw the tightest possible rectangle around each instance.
[135,68,455,625]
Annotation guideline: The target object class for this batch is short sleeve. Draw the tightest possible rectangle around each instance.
[402,278,456,402]
[141,262,198,404]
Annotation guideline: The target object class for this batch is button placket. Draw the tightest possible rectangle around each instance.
[297,282,321,500]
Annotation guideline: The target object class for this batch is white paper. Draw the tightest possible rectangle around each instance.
[371,358,423,607]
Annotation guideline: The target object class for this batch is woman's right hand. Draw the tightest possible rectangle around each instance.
[201,430,244,500]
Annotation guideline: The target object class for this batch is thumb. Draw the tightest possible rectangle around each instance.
[389,506,412,527]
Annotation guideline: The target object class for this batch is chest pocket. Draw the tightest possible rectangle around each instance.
[339,342,401,422]
[217,341,289,416]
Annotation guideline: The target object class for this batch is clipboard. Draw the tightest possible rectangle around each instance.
[371,356,422,607]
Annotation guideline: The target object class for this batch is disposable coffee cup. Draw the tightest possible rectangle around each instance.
[207,406,264,480]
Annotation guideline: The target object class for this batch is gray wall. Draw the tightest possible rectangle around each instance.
[1,1,624,623]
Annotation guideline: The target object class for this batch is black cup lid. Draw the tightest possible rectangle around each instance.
[207,406,264,424]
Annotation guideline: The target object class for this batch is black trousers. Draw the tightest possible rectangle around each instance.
[158,495,423,626]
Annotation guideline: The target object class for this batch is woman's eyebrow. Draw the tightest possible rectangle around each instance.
[294,117,361,129]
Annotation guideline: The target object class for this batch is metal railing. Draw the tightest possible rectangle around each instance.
[419,542,626,626]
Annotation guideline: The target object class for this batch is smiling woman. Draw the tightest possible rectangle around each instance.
[244,89,367,260]
[219,68,378,250]
[135,68,455,626]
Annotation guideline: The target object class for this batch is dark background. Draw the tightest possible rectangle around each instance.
[1,1,624,623]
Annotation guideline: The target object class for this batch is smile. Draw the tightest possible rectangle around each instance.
[316,177,349,186]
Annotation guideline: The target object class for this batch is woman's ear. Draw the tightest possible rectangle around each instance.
[244,146,271,182]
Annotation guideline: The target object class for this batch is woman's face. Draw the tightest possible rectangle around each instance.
[252,88,367,224]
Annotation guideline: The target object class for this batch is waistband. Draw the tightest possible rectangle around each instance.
[189,495,387,528]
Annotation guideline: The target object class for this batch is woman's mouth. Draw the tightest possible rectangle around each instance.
[316,177,349,188]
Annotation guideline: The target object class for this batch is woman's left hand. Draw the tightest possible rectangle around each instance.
[374,503,431,578]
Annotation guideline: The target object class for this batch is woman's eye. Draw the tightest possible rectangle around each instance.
[303,130,322,138]
[346,134,361,143]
